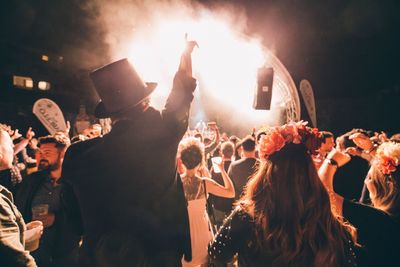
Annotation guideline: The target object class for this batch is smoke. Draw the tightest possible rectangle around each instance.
[85,0,292,136]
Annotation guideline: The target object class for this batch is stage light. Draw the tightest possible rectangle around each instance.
[42,55,49,61]
[38,81,51,90]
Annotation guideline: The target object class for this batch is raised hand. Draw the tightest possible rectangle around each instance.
[178,34,199,77]
[11,129,22,140]
[25,127,35,140]
[327,148,352,167]
[349,132,374,151]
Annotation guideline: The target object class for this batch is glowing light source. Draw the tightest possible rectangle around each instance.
[41,55,49,61]
[106,8,299,134]
[38,81,51,90]
[124,14,265,108]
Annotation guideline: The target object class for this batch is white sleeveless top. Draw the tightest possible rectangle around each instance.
[182,197,213,267]
[181,175,213,266]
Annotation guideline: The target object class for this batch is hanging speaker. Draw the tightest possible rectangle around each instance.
[253,67,274,110]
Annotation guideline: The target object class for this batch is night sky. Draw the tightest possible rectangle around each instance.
[1,0,399,134]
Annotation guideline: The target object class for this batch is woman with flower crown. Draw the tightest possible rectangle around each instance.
[209,121,358,267]
[319,140,400,267]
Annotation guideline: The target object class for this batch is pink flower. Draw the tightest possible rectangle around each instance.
[376,155,397,174]
[257,121,322,159]
[259,128,286,160]
[281,123,301,144]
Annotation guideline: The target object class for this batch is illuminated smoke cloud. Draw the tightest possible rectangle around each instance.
[90,0,289,136]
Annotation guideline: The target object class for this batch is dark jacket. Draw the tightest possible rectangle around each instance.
[14,170,80,265]
[209,207,358,267]
[209,160,234,212]
[227,157,259,200]
[61,71,196,267]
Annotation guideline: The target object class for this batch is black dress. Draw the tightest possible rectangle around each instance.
[342,199,400,267]
[209,207,357,267]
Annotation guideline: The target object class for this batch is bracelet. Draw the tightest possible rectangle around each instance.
[325,158,338,167]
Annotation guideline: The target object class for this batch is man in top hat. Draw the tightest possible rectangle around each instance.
[61,42,197,266]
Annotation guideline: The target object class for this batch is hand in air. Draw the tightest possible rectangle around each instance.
[26,127,35,140]
[327,148,351,167]
[349,133,373,151]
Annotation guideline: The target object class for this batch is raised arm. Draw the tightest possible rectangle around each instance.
[162,39,198,138]
[318,149,352,216]
[204,159,235,198]
[204,122,221,155]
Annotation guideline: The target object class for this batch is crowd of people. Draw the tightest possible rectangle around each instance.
[1,41,399,267]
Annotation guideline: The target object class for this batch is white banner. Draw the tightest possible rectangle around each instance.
[299,80,317,127]
[33,98,67,135]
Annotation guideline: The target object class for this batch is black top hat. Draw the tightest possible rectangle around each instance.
[90,58,157,118]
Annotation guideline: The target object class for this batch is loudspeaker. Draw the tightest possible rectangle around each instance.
[253,67,274,110]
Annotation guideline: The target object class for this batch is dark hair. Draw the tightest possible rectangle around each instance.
[390,133,400,143]
[239,135,255,152]
[320,131,334,143]
[180,141,204,170]
[240,143,357,266]
[38,133,70,148]
[255,128,268,143]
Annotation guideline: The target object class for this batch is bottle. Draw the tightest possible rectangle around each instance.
[75,104,91,134]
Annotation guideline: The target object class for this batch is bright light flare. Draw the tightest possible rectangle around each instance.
[109,10,294,132]
[124,13,266,102]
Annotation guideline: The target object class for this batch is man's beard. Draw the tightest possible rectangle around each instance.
[38,160,59,171]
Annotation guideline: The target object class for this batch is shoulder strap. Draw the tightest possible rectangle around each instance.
[203,179,217,234]
[202,179,207,199]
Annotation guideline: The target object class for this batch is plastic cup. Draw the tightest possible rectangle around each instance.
[25,221,43,252]
[211,157,222,173]
[32,204,48,220]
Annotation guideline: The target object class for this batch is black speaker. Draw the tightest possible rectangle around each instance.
[253,67,274,110]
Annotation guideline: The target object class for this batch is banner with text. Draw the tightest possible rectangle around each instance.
[33,98,67,135]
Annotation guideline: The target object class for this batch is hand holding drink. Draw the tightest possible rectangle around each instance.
[211,157,222,173]
[32,204,55,228]
[25,220,43,251]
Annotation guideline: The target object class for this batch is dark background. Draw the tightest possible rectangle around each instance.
[1,0,399,137]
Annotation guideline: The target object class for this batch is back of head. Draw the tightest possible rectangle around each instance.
[320,131,334,143]
[220,141,234,159]
[38,133,71,149]
[241,122,353,266]
[179,137,204,170]
[239,135,255,152]
[369,141,400,215]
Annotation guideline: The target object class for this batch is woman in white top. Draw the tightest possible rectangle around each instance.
[179,137,235,267]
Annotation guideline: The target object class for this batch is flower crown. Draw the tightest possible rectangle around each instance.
[258,121,322,161]
[374,142,400,175]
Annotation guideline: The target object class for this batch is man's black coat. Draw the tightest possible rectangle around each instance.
[61,71,196,267]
